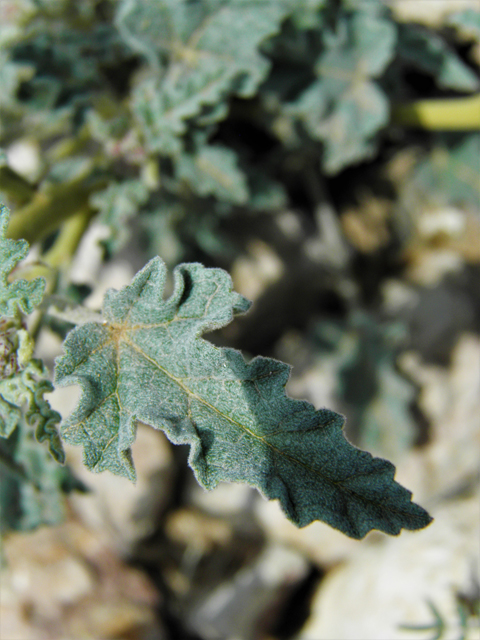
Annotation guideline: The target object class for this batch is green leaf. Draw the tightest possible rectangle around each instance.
[175,145,249,204]
[447,8,480,44]
[406,134,480,210]
[0,204,45,317]
[124,0,293,154]
[0,412,79,533]
[90,179,150,253]
[292,9,396,173]
[55,257,432,539]
[398,25,480,93]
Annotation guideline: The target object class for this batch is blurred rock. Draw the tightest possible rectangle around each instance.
[0,517,164,640]
[390,0,480,27]
[188,479,256,518]
[298,490,480,640]
[255,497,359,568]
[231,239,284,302]
[398,333,480,499]
[67,424,174,554]
[186,543,308,640]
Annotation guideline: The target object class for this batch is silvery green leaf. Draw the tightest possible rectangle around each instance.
[55,257,432,539]
[0,204,45,317]
[124,0,293,153]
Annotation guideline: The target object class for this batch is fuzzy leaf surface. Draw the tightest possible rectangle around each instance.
[55,257,432,539]
[0,205,45,317]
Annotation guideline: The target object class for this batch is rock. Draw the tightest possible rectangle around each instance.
[390,0,480,28]
[188,479,256,519]
[255,497,359,568]
[0,516,165,640]
[187,543,309,640]
[299,491,480,640]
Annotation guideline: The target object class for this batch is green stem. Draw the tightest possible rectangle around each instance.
[0,166,36,204]
[43,206,95,268]
[392,94,480,130]
[28,207,96,340]
[6,172,107,244]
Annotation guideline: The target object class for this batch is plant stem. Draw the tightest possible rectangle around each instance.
[6,173,107,244]
[392,94,480,130]
[43,206,95,268]
[0,166,35,205]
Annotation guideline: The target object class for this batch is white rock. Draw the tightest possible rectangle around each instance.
[299,491,480,640]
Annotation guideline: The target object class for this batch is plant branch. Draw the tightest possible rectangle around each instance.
[0,166,36,205]
[6,173,107,244]
[392,94,480,130]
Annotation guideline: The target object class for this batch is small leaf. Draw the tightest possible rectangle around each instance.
[0,204,45,317]
[55,257,432,539]
[0,357,64,464]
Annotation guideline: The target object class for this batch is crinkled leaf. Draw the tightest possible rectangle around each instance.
[0,204,45,317]
[123,0,293,154]
[55,257,432,539]
[175,145,249,204]
[292,10,396,173]
[0,356,65,463]
[398,25,480,92]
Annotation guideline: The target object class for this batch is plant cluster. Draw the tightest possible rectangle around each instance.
[1,0,479,540]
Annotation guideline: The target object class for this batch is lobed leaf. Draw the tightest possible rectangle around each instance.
[55,257,432,539]
[0,204,45,317]
[123,0,293,154]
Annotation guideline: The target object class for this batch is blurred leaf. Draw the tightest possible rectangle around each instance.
[90,179,150,253]
[398,25,480,92]
[447,8,480,43]
[124,0,293,154]
[406,134,480,210]
[175,144,249,204]
[313,313,416,459]
[0,204,45,317]
[0,413,78,533]
[292,8,396,173]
